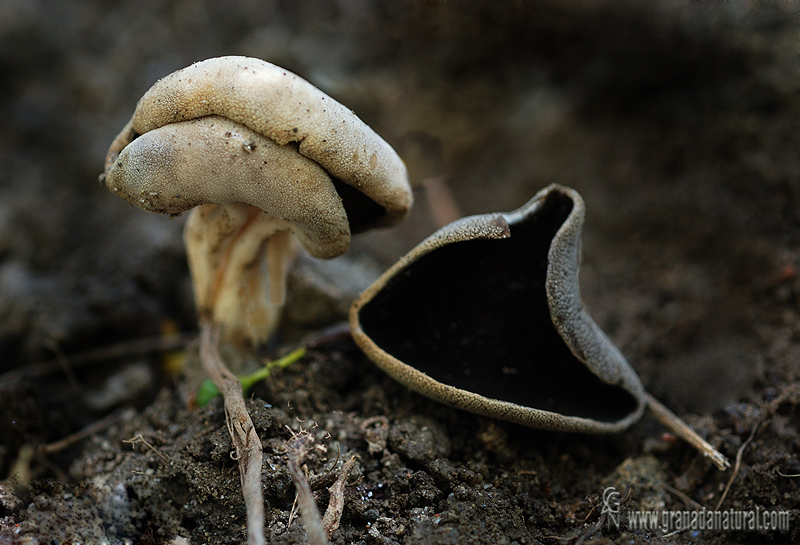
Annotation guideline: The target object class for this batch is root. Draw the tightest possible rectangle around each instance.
[716,418,761,510]
[200,321,265,545]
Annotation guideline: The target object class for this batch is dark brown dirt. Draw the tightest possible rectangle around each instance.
[1,1,799,544]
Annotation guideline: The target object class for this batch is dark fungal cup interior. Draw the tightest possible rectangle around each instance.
[359,190,639,423]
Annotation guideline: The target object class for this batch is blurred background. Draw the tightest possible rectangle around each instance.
[0,0,798,419]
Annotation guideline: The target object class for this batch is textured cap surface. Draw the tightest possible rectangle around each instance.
[106,116,350,258]
[105,56,411,230]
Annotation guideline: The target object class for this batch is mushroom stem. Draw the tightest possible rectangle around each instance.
[185,203,298,347]
[265,229,296,308]
[645,392,730,471]
[199,320,265,545]
[240,227,298,344]
[208,206,264,314]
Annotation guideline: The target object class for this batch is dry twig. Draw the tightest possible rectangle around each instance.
[43,339,81,391]
[645,393,730,471]
[287,430,329,545]
[2,333,193,385]
[321,455,358,539]
[423,176,462,227]
[123,433,169,464]
[41,408,134,456]
[664,484,704,511]
[309,445,341,491]
[200,321,265,545]
[716,417,762,510]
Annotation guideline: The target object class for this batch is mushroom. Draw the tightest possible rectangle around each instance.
[101,57,412,545]
[351,184,643,432]
[102,56,412,346]
[350,184,730,468]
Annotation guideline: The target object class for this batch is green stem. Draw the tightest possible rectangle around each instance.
[196,347,307,407]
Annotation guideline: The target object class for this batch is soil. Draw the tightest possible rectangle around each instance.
[1,1,799,544]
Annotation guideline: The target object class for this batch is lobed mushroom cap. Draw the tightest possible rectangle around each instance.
[104,56,411,233]
[106,116,350,258]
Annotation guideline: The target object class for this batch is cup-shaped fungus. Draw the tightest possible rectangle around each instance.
[102,56,412,346]
[350,184,646,433]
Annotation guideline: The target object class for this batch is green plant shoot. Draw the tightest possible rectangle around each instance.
[196,347,307,407]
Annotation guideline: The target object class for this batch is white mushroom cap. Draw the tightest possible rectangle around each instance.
[105,55,412,230]
[106,116,350,258]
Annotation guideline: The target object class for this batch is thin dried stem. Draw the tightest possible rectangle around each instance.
[122,433,170,464]
[2,334,193,385]
[716,417,761,510]
[322,455,357,539]
[287,431,329,545]
[645,393,730,471]
[423,176,462,227]
[200,321,265,545]
[663,484,704,511]
[40,408,133,455]
[43,339,82,391]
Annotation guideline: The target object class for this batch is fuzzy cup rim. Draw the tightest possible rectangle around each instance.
[349,184,646,433]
